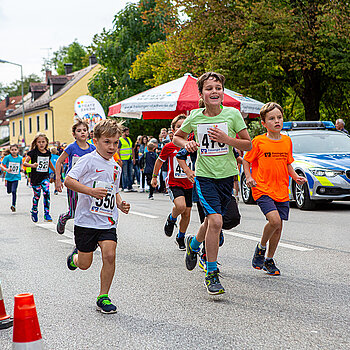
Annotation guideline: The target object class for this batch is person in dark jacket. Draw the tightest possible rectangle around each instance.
[140,142,157,199]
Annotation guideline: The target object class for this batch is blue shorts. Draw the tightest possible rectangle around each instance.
[256,195,290,221]
[195,176,234,216]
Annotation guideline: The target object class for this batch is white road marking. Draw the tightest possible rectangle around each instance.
[36,222,74,239]
[225,231,313,251]
[127,211,158,219]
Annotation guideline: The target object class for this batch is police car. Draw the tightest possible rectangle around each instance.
[241,121,350,210]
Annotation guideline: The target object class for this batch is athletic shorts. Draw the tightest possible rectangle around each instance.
[195,176,234,216]
[74,225,117,253]
[168,186,193,207]
[256,195,290,221]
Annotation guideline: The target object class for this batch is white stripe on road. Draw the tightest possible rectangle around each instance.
[128,211,158,219]
[225,231,313,251]
[36,222,74,239]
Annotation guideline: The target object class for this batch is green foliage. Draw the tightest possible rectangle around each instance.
[246,120,265,139]
[0,74,41,97]
[49,40,89,75]
[0,136,9,145]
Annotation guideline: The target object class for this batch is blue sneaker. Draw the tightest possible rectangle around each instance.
[67,247,78,271]
[252,243,266,270]
[219,230,224,247]
[44,213,52,222]
[96,295,117,314]
[263,258,280,275]
[31,210,38,223]
[185,235,200,271]
[198,253,207,273]
[205,270,225,295]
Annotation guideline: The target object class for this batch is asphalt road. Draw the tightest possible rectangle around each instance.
[1,179,349,349]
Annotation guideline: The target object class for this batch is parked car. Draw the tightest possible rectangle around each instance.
[241,121,350,210]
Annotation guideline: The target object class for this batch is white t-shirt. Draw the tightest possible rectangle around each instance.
[67,150,122,229]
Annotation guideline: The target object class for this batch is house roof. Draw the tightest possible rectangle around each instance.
[0,95,22,120]
[29,83,48,93]
[8,64,99,118]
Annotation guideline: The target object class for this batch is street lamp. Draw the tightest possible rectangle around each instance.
[0,59,26,146]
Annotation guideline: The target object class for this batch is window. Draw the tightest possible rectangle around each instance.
[29,117,32,134]
[19,120,22,135]
[12,122,15,137]
[45,113,48,130]
[36,115,40,132]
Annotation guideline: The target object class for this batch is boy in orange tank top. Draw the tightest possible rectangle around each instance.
[243,102,307,275]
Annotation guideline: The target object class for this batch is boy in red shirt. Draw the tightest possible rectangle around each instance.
[151,114,193,250]
[243,102,307,275]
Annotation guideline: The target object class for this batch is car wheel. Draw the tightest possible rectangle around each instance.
[240,173,255,204]
[292,180,315,210]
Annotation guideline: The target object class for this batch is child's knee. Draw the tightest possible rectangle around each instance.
[102,251,116,265]
[267,215,282,230]
[208,215,223,232]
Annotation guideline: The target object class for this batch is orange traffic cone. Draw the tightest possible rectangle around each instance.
[0,280,13,329]
[12,293,43,349]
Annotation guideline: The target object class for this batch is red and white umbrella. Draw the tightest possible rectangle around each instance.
[108,73,264,120]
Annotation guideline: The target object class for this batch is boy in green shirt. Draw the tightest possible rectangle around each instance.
[173,72,252,295]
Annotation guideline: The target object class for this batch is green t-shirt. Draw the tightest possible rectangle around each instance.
[180,107,247,179]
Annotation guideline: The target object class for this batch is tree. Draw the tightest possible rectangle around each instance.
[0,74,41,98]
[49,40,89,75]
[132,0,350,121]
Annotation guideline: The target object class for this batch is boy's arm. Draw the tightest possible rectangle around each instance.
[177,158,195,183]
[116,193,130,214]
[242,159,256,187]
[151,158,164,188]
[207,128,252,151]
[173,129,199,152]
[64,175,107,199]
[287,164,307,185]
[55,151,68,192]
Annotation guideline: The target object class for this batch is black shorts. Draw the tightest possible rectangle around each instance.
[168,186,193,207]
[74,225,117,253]
[195,176,234,216]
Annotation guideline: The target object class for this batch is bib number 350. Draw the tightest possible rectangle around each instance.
[90,181,116,216]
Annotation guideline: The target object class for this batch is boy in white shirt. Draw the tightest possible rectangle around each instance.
[65,119,130,313]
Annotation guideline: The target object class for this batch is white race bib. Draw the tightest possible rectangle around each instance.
[8,162,20,174]
[173,156,193,178]
[90,181,116,217]
[197,123,229,156]
[71,156,80,168]
[36,156,49,172]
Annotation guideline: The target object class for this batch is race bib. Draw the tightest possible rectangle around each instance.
[8,162,20,174]
[90,181,116,217]
[173,156,193,178]
[71,156,79,168]
[197,123,229,156]
[36,156,49,172]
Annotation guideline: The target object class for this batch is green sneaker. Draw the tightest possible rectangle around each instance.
[96,295,117,314]
[185,235,199,271]
[67,247,78,271]
[205,270,225,295]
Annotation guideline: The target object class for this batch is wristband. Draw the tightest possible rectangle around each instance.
[152,174,158,178]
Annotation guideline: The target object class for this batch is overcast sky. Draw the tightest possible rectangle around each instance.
[0,0,138,86]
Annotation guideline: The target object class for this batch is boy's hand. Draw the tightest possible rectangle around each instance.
[118,200,130,214]
[185,140,199,153]
[90,187,108,199]
[245,176,257,188]
[295,176,307,185]
[208,127,228,144]
[185,169,195,183]
[151,177,158,188]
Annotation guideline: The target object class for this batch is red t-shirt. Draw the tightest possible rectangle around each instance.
[244,134,294,202]
[158,142,193,189]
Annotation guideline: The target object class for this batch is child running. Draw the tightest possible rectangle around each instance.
[55,119,96,234]
[173,72,252,295]
[151,114,194,250]
[243,102,307,275]
[64,119,130,313]
[24,133,55,222]
[0,144,23,212]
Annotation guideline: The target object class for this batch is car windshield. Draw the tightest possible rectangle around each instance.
[290,133,350,154]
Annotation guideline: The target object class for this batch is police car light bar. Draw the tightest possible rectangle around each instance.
[282,121,335,130]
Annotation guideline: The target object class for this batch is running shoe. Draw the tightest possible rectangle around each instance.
[175,235,186,251]
[185,235,199,270]
[164,214,176,237]
[219,230,224,247]
[56,214,66,234]
[263,259,280,275]
[67,247,78,271]
[198,253,207,273]
[96,295,117,314]
[148,195,154,200]
[205,270,225,295]
[44,213,53,222]
[31,210,38,223]
[10,205,16,212]
[252,243,266,270]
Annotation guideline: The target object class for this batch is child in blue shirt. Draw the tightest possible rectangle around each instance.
[0,144,23,212]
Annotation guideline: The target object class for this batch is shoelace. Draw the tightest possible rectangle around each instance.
[100,298,112,305]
